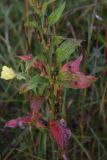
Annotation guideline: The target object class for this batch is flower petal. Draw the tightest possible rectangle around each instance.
[1,66,16,80]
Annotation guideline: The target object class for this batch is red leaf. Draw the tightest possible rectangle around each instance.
[49,119,71,150]
[32,59,44,71]
[32,59,47,76]
[18,55,32,61]
[36,121,44,128]
[70,72,96,89]
[5,119,18,128]
[17,116,32,124]
[30,96,43,116]
[60,54,83,73]
[5,116,32,128]
[60,55,96,89]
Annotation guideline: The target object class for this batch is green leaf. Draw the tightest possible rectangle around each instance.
[29,0,37,6]
[25,21,38,28]
[48,2,65,27]
[42,0,55,14]
[16,73,27,80]
[36,54,47,63]
[52,36,64,45]
[56,39,81,64]
[25,57,37,71]
[27,75,48,90]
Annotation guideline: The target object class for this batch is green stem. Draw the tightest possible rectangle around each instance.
[38,25,55,114]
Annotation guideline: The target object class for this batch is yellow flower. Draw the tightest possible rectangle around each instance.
[1,66,16,80]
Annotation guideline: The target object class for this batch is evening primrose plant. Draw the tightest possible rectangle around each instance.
[1,0,96,159]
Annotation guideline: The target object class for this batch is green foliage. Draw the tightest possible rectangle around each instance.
[25,20,38,28]
[0,0,107,160]
[27,74,48,91]
[48,1,65,27]
[42,0,55,14]
[56,39,80,64]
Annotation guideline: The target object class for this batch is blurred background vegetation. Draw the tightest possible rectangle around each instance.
[0,0,107,159]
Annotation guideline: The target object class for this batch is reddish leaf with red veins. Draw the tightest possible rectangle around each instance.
[32,59,44,72]
[32,59,47,76]
[60,55,96,89]
[70,72,96,89]
[70,54,83,72]
[17,116,32,124]
[5,116,33,128]
[60,54,83,73]
[18,55,32,61]
[5,119,18,128]
[30,96,43,116]
[49,119,71,150]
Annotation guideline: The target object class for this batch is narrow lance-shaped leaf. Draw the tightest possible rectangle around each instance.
[27,74,48,91]
[69,73,96,89]
[60,72,96,89]
[32,59,47,75]
[59,55,97,89]
[18,55,32,61]
[52,36,65,46]
[56,40,80,65]
[48,2,66,27]
[49,119,71,150]
[30,96,43,115]
[42,0,55,14]
[5,116,33,128]
[60,54,83,73]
